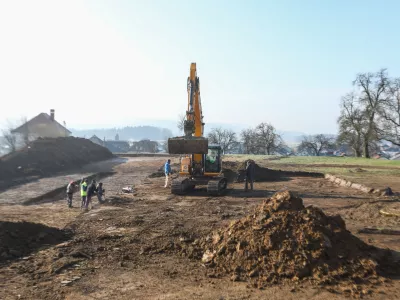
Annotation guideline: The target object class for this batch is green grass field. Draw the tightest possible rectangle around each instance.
[225,155,400,168]
[224,155,400,190]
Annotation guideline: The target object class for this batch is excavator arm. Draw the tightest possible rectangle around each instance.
[168,63,208,154]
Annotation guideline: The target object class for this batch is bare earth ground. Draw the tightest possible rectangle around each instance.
[1,157,400,299]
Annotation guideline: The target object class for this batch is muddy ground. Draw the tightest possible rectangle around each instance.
[1,157,399,299]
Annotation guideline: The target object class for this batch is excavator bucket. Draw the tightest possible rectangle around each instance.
[168,137,208,154]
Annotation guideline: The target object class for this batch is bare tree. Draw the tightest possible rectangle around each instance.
[353,69,390,157]
[208,127,238,154]
[298,134,335,156]
[240,123,283,155]
[19,116,30,146]
[177,114,186,133]
[337,69,391,158]
[161,141,168,153]
[337,93,366,157]
[1,122,17,153]
[162,134,172,153]
[240,128,256,154]
[377,77,400,146]
[254,122,282,155]
[241,128,263,154]
[275,141,293,155]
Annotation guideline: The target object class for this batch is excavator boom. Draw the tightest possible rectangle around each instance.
[168,62,208,155]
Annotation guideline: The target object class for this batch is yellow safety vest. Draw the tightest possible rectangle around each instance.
[81,182,87,196]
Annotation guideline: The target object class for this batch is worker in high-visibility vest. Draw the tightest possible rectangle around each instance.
[80,178,88,209]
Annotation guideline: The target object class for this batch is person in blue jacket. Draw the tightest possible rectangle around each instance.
[164,159,171,188]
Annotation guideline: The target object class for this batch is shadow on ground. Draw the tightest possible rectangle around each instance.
[0,157,128,192]
[0,220,72,266]
[23,171,116,206]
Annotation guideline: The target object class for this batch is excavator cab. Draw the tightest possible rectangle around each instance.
[168,142,222,175]
[204,145,222,174]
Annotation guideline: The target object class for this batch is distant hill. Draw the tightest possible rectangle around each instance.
[70,126,173,141]
[128,119,248,136]
[69,120,336,144]
[70,122,309,144]
[129,119,308,143]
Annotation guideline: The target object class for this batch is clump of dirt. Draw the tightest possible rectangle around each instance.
[196,191,399,296]
[0,137,113,183]
[0,221,72,263]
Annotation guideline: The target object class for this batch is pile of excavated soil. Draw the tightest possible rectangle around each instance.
[197,191,399,296]
[0,221,71,262]
[0,137,113,182]
[222,161,322,182]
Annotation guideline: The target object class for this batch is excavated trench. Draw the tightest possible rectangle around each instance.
[222,161,324,183]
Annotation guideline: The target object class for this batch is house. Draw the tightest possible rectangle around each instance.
[382,146,400,158]
[88,134,130,153]
[104,140,130,153]
[320,149,335,156]
[391,153,400,160]
[89,135,104,146]
[129,139,158,153]
[12,109,71,141]
[373,153,389,160]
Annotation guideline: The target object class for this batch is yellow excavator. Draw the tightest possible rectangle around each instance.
[167,63,228,195]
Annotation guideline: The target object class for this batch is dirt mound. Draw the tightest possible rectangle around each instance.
[222,161,322,182]
[197,191,399,295]
[0,221,71,263]
[0,137,113,183]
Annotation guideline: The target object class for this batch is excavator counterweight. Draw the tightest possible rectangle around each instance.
[168,136,208,154]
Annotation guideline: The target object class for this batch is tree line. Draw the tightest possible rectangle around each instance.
[175,68,400,158]
[203,126,337,156]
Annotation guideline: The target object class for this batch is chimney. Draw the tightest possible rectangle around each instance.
[50,109,55,121]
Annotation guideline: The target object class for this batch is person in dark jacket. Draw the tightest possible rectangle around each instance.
[84,179,98,210]
[245,160,255,191]
[96,182,105,204]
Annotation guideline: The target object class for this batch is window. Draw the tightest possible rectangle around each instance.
[206,149,218,163]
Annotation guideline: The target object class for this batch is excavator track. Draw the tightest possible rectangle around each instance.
[171,178,194,195]
[207,177,228,196]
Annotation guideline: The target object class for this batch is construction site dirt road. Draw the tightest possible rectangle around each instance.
[1,157,400,300]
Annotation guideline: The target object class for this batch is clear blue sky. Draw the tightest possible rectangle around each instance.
[0,0,399,134]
